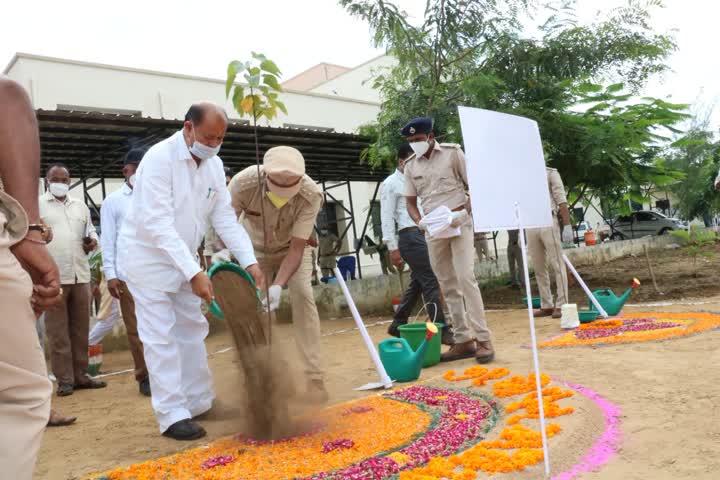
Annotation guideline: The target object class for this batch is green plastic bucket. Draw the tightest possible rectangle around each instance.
[398,323,444,368]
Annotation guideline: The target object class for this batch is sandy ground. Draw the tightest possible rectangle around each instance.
[35,289,720,480]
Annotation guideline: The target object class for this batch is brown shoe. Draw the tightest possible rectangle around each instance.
[533,308,554,317]
[440,340,477,362]
[47,409,77,427]
[551,308,562,319]
[475,340,495,364]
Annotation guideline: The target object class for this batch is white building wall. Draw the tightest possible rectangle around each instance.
[309,55,397,103]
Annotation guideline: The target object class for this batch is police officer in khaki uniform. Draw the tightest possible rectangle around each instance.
[0,76,62,480]
[228,146,328,402]
[317,227,340,278]
[402,117,494,364]
[527,167,573,318]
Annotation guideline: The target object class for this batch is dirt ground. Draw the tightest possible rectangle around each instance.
[484,243,720,308]
[35,246,720,480]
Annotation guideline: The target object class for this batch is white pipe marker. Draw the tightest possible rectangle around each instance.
[333,267,394,390]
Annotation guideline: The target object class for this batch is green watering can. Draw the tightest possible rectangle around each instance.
[378,323,438,383]
[588,278,640,316]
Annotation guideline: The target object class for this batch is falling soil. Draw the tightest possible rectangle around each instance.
[211,271,303,441]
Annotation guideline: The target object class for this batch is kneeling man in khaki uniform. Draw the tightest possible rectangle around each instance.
[228,146,327,402]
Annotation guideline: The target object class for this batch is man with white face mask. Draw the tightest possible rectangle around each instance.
[90,148,150,396]
[117,102,264,440]
[40,163,107,395]
[402,117,495,364]
[228,146,327,402]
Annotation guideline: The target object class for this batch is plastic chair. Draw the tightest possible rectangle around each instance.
[337,256,356,281]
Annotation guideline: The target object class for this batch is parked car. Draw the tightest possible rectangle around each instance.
[609,211,686,240]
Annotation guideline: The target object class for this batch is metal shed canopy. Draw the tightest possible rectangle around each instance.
[37,109,385,182]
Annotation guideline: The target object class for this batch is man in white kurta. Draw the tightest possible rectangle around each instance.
[117,102,263,440]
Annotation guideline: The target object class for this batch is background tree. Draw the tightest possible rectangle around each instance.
[342,0,684,211]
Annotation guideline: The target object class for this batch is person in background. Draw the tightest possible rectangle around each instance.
[228,146,328,402]
[0,76,61,479]
[117,102,263,440]
[203,166,233,268]
[317,225,340,278]
[40,163,107,396]
[402,117,495,364]
[473,232,494,261]
[381,143,452,344]
[527,167,573,319]
[95,148,150,396]
[506,229,524,288]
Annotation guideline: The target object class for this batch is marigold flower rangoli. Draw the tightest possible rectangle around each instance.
[537,311,720,348]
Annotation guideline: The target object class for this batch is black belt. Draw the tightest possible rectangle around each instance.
[399,226,420,234]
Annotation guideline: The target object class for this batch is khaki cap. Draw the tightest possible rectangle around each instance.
[264,146,305,198]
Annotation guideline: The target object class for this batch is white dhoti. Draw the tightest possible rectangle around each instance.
[127,282,214,433]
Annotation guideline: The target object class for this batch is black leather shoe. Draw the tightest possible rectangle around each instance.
[57,383,74,397]
[162,419,206,441]
[74,378,107,390]
[139,378,151,397]
[387,320,407,337]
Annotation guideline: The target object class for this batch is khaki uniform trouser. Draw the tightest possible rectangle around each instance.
[259,248,323,380]
[527,216,568,309]
[117,280,148,382]
[0,240,52,479]
[45,282,91,385]
[426,221,491,343]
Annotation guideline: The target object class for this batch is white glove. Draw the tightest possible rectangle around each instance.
[211,249,231,264]
[561,225,573,243]
[262,284,283,312]
[450,210,468,228]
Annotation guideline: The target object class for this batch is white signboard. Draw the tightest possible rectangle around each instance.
[458,106,553,231]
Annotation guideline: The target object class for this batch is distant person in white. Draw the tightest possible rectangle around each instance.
[117,102,264,441]
[90,148,151,397]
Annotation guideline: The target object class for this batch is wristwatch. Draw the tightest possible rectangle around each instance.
[27,223,53,243]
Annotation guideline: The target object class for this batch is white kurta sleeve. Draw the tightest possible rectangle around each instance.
[210,184,257,269]
[135,155,202,282]
[380,180,399,251]
[100,195,117,280]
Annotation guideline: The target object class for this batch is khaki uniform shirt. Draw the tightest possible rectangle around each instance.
[0,178,28,248]
[546,167,568,214]
[318,232,340,269]
[228,166,323,256]
[404,142,469,214]
[39,191,97,284]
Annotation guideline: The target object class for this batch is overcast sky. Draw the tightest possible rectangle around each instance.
[2,0,717,130]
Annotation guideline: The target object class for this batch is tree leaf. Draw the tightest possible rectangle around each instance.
[226,60,244,98]
[260,59,281,76]
[263,74,283,92]
[275,101,288,115]
[240,96,255,114]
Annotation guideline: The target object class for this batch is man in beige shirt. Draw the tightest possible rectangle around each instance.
[228,146,327,402]
[0,76,62,479]
[402,116,494,364]
[40,164,107,396]
[527,167,573,318]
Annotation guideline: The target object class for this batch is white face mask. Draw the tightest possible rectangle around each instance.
[49,182,69,198]
[128,174,137,188]
[189,127,221,160]
[409,140,430,158]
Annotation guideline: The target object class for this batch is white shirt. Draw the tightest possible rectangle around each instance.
[100,183,132,281]
[117,131,257,293]
[39,191,98,284]
[380,169,419,251]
